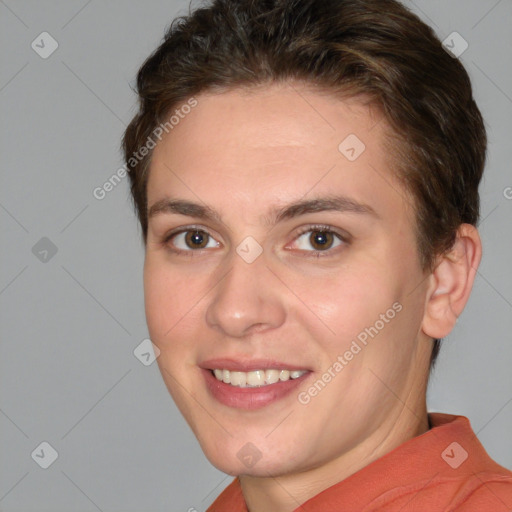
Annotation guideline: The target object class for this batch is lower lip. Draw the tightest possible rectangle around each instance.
[202,368,311,410]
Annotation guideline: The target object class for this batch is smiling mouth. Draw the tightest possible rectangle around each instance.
[211,368,308,388]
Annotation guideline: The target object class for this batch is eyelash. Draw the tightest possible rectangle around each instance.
[162,224,350,259]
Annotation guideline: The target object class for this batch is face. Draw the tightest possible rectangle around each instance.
[144,82,432,478]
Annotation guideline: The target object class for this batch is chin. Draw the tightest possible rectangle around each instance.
[202,441,298,477]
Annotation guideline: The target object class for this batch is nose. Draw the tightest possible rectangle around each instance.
[205,248,286,338]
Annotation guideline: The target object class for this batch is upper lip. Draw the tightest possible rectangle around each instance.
[199,358,311,372]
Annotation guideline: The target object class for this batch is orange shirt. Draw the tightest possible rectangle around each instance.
[206,413,512,511]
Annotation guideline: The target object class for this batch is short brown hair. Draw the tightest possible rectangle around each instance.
[122,0,486,368]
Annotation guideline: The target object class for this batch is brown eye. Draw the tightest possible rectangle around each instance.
[184,230,209,249]
[292,227,346,253]
[308,231,335,251]
[165,228,220,253]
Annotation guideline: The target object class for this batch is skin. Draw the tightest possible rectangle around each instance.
[143,81,481,512]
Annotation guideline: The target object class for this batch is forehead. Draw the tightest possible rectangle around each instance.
[147,82,413,227]
[158,83,381,157]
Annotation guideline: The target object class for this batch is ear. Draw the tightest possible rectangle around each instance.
[422,224,482,339]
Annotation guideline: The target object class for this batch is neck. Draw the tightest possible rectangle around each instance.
[239,400,429,512]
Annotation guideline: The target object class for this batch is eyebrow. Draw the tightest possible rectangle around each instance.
[147,195,379,226]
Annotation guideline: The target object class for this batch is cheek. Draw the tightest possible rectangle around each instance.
[296,263,398,348]
[143,258,199,343]
[144,263,170,340]
[144,260,202,401]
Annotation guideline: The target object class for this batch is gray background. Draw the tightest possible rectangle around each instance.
[1,0,511,511]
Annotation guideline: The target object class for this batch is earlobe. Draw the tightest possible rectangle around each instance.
[422,224,482,339]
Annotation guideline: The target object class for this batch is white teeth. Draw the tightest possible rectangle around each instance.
[247,370,265,386]
[230,371,247,387]
[212,368,307,387]
[265,369,280,384]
